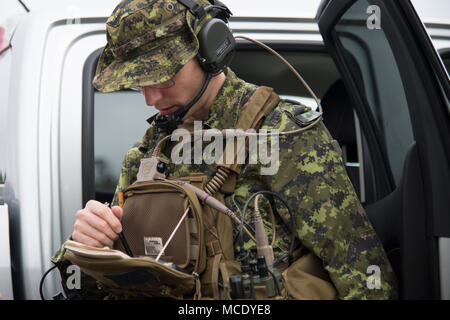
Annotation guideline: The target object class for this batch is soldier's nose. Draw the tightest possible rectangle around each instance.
[141,86,163,106]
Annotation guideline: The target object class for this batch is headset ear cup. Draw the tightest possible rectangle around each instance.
[196,18,236,74]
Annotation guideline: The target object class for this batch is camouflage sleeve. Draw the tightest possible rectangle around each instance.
[234,101,397,300]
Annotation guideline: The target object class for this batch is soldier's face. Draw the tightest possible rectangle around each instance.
[141,58,207,116]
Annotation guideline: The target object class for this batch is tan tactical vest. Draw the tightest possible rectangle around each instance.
[63,86,337,300]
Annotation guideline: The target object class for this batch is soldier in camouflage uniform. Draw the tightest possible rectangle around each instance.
[53,0,397,299]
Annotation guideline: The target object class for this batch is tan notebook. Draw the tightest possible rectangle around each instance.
[64,240,131,260]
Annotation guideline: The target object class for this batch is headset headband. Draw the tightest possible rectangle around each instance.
[178,0,206,19]
[178,0,232,23]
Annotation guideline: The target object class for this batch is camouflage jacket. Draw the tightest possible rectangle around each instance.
[109,69,397,299]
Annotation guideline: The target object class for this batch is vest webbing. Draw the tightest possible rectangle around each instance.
[217,86,280,194]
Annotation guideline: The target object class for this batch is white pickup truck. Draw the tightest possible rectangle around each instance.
[1,0,449,300]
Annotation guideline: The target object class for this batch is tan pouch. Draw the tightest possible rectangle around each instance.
[63,177,210,299]
[114,179,206,275]
[281,251,337,300]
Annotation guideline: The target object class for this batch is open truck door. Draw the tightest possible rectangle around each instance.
[316,0,450,299]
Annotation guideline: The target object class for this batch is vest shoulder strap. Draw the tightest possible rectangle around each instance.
[235,86,281,132]
[217,86,280,194]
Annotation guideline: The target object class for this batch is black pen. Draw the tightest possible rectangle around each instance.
[105,199,133,257]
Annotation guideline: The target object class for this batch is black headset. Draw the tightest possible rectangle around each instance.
[179,0,236,74]
[154,0,236,133]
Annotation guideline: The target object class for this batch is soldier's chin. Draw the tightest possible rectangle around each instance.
[159,106,179,116]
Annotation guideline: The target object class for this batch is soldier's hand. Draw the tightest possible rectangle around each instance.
[72,200,123,248]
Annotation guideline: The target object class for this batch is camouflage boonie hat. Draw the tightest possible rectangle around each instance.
[93,0,213,93]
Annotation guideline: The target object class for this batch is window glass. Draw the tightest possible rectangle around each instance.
[94,91,158,194]
[333,0,415,185]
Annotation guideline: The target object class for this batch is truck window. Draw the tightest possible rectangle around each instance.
[93,90,157,201]
[333,0,415,186]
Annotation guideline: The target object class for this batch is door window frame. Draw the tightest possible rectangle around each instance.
[82,48,103,206]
